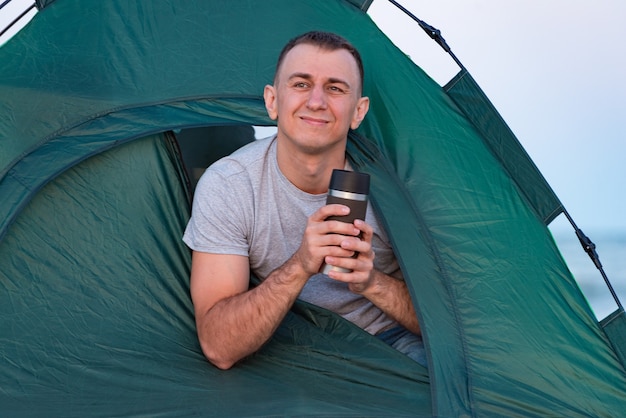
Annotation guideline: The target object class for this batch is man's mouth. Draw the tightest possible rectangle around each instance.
[299,115,329,125]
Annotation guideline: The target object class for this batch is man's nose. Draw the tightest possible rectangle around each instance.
[306,86,327,110]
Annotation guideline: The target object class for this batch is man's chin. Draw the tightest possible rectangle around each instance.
[296,138,347,156]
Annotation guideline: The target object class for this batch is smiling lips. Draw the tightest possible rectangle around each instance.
[299,115,329,125]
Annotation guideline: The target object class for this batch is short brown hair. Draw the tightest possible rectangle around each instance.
[274,31,364,93]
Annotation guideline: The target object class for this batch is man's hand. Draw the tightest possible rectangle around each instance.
[323,218,375,293]
[292,204,363,276]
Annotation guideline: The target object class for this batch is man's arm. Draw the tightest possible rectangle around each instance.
[190,252,309,370]
[357,269,420,335]
[190,204,362,370]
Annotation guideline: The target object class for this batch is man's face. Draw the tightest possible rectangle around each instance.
[264,43,369,154]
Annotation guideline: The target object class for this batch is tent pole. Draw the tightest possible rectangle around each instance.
[562,209,623,311]
[0,1,36,38]
[386,0,466,71]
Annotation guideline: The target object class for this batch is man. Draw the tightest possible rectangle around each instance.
[183,31,425,370]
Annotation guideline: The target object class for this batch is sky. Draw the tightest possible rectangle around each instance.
[368,1,626,236]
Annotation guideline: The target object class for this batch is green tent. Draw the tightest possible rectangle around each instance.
[1,0,625,416]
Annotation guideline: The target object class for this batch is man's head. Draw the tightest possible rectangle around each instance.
[264,31,369,156]
[273,31,365,95]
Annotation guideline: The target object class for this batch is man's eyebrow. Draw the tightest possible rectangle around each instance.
[288,72,313,81]
[288,72,352,88]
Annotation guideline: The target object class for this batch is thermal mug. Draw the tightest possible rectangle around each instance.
[321,169,370,274]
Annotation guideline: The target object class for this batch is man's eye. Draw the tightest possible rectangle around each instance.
[328,86,345,93]
[294,82,308,88]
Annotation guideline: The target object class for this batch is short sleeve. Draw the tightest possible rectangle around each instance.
[182,163,252,256]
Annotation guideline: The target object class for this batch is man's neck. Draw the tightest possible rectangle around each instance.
[275,140,346,195]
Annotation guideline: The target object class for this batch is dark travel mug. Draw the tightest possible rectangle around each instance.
[321,169,370,274]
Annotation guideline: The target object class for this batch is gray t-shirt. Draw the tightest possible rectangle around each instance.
[183,136,402,335]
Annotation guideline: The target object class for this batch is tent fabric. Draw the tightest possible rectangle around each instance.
[1,0,625,416]
[35,0,374,12]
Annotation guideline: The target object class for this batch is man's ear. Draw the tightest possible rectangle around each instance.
[350,96,370,130]
[263,84,278,120]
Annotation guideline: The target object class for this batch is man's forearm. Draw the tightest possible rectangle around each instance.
[197,259,309,369]
[361,270,420,335]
